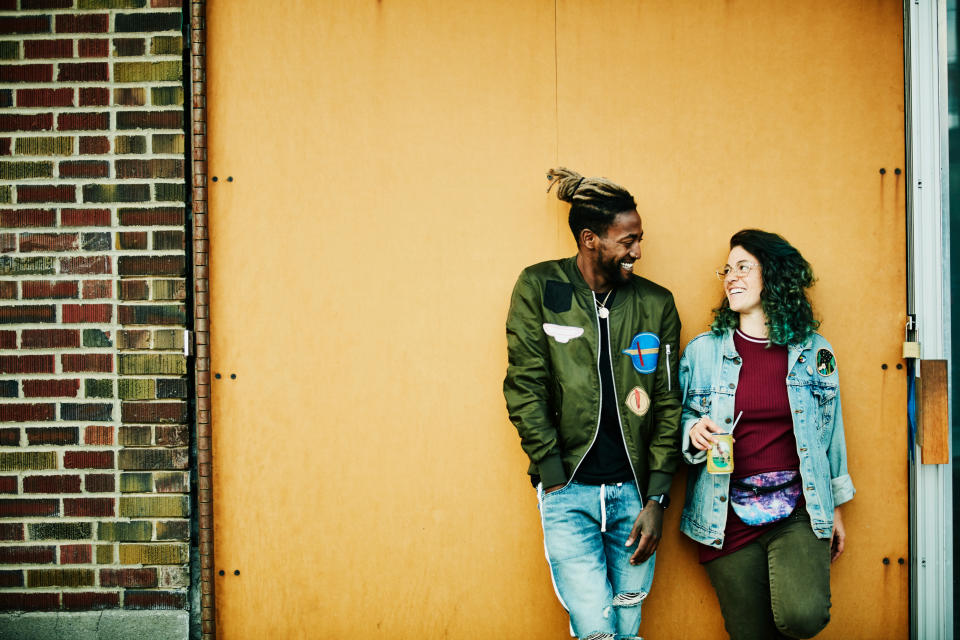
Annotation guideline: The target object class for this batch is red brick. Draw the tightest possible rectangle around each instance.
[0,305,55,323]
[58,62,108,82]
[23,474,80,493]
[56,14,108,34]
[116,110,181,130]
[60,256,111,274]
[19,232,78,252]
[79,87,109,107]
[118,207,183,226]
[151,0,182,6]
[60,544,92,564]
[0,331,15,348]
[63,451,113,469]
[0,403,55,422]
[78,136,110,154]
[23,39,73,59]
[16,88,74,107]
[117,256,184,277]
[100,567,157,588]
[120,280,149,300]
[122,402,186,424]
[0,476,16,494]
[0,113,53,132]
[124,590,185,610]
[84,473,114,493]
[82,280,112,299]
[22,281,78,299]
[155,425,188,448]
[22,379,80,398]
[0,64,53,83]
[0,355,54,374]
[0,209,56,228]
[84,425,112,445]
[57,112,109,131]
[62,303,112,323]
[17,185,75,203]
[0,500,58,518]
[0,429,19,445]
[64,498,113,517]
[0,16,51,35]
[117,232,148,250]
[21,330,79,349]
[59,160,108,179]
[0,593,59,611]
[0,138,10,156]
[64,591,118,610]
[0,283,14,300]
[26,426,78,446]
[78,39,108,58]
[61,208,110,227]
[0,523,24,541]
[61,354,113,373]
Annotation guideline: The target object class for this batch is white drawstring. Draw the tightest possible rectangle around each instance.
[599,484,607,532]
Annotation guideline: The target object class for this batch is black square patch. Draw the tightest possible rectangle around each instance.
[544,280,573,313]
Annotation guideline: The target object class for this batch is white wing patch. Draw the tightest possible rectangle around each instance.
[542,323,584,344]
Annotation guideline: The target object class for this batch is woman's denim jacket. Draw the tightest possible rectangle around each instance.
[678,330,855,548]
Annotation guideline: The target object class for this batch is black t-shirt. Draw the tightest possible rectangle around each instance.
[574,289,634,485]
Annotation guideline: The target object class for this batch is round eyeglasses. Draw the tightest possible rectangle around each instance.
[716,261,760,281]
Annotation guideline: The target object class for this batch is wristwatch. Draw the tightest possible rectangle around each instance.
[646,493,671,509]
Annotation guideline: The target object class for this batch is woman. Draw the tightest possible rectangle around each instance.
[679,229,855,639]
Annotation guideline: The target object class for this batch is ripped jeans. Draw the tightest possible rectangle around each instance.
[538,480,655,640]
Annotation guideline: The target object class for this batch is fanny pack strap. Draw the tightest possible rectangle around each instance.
[730,474,800,497]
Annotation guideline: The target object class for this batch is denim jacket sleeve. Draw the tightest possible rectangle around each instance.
[825,373,855,506]
[679,333,710,465]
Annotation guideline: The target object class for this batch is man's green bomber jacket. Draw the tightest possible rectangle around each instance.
[503,256,682,497]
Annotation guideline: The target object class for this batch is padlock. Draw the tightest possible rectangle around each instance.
[902,341,921,359]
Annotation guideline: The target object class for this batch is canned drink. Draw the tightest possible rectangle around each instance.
[706,433,734,474]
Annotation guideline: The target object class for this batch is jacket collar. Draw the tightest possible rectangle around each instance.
[561,255,633,309]
[721,328,813,369]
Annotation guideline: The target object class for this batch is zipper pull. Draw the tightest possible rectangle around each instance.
[665,343,672,391]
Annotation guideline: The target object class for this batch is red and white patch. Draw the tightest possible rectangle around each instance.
[624,386,650,417]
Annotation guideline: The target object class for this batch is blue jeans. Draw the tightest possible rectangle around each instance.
[538,481,655,640]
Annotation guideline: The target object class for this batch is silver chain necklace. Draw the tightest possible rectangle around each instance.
[595,289,613,319]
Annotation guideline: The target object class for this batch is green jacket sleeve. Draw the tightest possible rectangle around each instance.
[645,293,682,496]
[503,271,566,487]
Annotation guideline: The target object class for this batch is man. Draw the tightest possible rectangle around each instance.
[503,167,682,640]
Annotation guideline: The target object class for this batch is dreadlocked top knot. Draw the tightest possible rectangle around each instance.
[546,167,638,244]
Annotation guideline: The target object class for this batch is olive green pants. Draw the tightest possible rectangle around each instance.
[703,507,832,640]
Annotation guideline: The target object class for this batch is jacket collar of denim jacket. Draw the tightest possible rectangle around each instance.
[721,329,813,372]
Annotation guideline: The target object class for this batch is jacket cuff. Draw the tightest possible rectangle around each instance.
[681,419,707,465]
[831,474,856,506]
[646,471,674,497]
[538,454,567,488]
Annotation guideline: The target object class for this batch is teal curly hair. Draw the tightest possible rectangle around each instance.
[711,229,819,345]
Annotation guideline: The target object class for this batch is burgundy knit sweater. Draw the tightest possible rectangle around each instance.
[700,330,802,563]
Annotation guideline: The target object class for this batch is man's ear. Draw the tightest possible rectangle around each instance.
[579,228,597,250]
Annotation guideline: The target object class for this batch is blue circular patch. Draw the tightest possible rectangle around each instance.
[622,332,660,374]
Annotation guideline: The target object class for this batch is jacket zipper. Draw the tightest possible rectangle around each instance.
[665,343,672,391]
[563,292,605,488]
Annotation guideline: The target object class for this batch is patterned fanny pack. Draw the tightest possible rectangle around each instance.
[729,470,802,526]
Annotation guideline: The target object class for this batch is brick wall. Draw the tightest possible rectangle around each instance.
[0,0,190,614]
